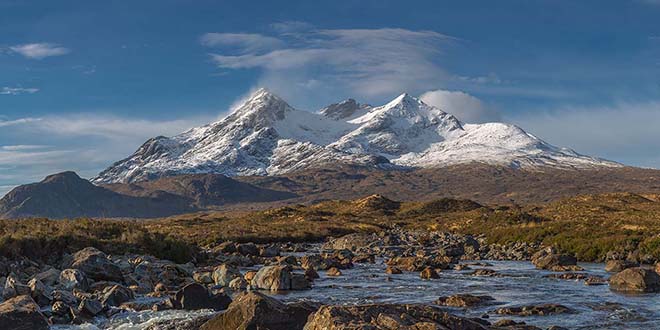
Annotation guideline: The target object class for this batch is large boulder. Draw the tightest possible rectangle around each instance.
[0,295,49,330]
[70,247,123,282]
[531,247,582,272]
[100,284,134,307]
[303,304,488,330]
[200,292,318,330]
[31,268,60,287]
[608,267,660,293]
[251,265,310,291]
[173,283,232,311]
[212,264,242,287]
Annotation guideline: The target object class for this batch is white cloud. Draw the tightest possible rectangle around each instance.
[9,43,70,59]
[420,89,501,123]
[270,21,314,33]
[1,87,39,95]
[510,101,660,168]
[205,28,456,103]
[0,113,212,196]
[200,33,284,53]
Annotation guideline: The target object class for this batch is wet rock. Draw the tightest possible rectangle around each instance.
[386,256,449,272]
[59,269,89,291]
[244,270,257,283]
[173,283,232,311]
[0,295,49,330]
[469,269,499,277]
[326,267,342,277]
[228,277,248,290]
[608,267,660,293]
[494,304,572,316]
[212,264,242,287]
[192,270,214,284]
[531,247,582,272]
[584,276,608,286]
[259,246,280,257]
[352,254,376,264]
[303,304,488,330]
[146,314,216,330]
[385,266,402,274]
[605,260,639,273]
[237,243,259,256]
[52,290,78,305]
[252,265,292,291]
[78,297,103,316]
[323,233,375,251]
[70,247,123,282]
[100,284,134,307]
[27,278,52,306]
[436,294,495,307]
[420,267,440,279]
[31,268,60,287]
[304,267,319,280]
[201,291,319,330]
[3,274,30,300]
[492,319,541,329]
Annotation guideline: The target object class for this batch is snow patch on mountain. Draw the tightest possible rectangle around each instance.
[93,88,621,184]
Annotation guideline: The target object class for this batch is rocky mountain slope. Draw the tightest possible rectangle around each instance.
[0,172,296,219]
[93,89,619,184]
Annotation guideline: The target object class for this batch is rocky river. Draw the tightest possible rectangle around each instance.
[2,230,660,329]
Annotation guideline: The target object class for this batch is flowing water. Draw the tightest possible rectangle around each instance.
[57,260,660,330]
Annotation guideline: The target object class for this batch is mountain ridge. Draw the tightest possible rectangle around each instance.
[92,88,620,184]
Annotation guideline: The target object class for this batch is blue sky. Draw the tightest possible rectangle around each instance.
[1,0,660,195]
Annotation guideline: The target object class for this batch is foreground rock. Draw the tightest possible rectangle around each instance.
[531,247,582,272]
[304,304,489,330]
[436,294,495,307]
[0,295,49,330]
[173,283,232,310]
[201,292,319,330]
[608,267,660,293]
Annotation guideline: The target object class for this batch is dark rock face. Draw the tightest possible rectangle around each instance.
[494,304,572,316]
[303,304,488,330]
[200,291,319,330]
[0,171,196,219]
[70,247,123,282]
[173,283,232,311]
[0,295,49,330]
[608,267,660,293]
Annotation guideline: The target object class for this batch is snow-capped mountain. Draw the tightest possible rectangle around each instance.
[93,88,620,184]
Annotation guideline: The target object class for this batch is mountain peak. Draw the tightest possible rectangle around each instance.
[43,171,83,183]
[230,88,293,122]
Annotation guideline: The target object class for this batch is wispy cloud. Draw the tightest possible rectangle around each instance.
[203,27,456,103]
[200,33,284,53]
[1,87,39,95]
[9,43,70,59]
[420,89,501,123]
[510,101,660,168]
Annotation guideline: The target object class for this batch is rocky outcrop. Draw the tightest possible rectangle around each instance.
[531,247,582,272]
[608,267,660,293]
[436,294,495,307]
[494,304,572,316]
[0,295,49,330]
[303,304,488,330]
[69,247,123,282]
[201,292,319,330]
[605,260,638,273]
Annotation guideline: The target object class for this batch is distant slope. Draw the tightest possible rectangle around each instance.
[236,164,660,205]
[0,172,297,219]
[0,172,195,219]
[102,173,297,208]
